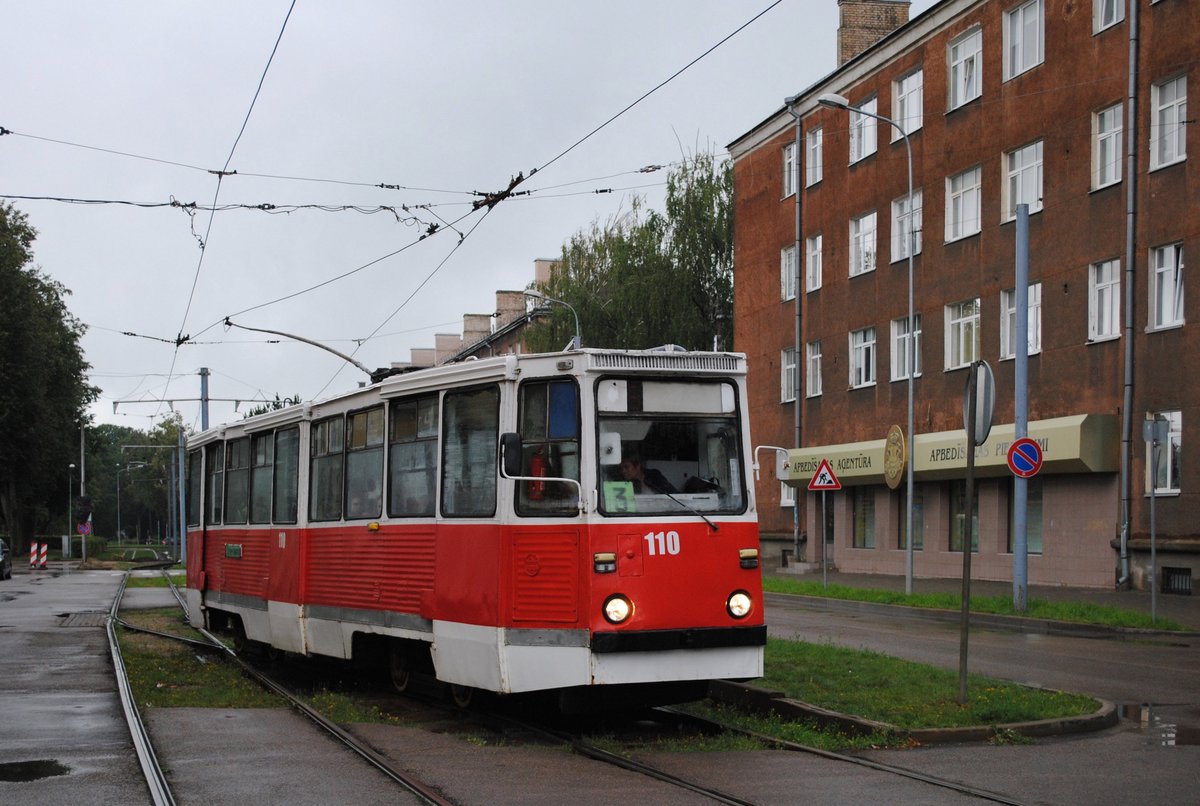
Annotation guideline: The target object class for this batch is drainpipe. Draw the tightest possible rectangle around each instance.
[785,97,804,557]
[1118,1,1140,589]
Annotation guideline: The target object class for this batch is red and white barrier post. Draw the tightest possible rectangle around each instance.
[39,543,48,569]
[30,542,37,568]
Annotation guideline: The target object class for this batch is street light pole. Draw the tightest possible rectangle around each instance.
[67,463,76,556]
[817,91,918,594]
[116,462,147,542]
[524,289,581,350]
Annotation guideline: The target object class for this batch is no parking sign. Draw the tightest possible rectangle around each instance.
[1007,437,1043,478]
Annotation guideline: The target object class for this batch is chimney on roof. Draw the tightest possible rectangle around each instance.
[837,0,910,66]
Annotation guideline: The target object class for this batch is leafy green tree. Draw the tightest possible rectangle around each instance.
[242,394,303,419]
[526,152,733,352]
[0,203,97,546]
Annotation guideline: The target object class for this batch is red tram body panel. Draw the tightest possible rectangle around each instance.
[185,348,765,703]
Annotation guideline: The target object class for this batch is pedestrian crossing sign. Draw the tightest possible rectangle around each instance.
[807,458,842,491]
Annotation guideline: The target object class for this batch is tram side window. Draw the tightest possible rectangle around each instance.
[346,407,384,519]
[273,427,299,523]
[186,450,202,527]
[516,379,580,515]
[249,433,273,523]
[205,443,224,525]
[310,416,344,521]
[441,385,499,517]
[224,437,250,524]
[389,395,438,517]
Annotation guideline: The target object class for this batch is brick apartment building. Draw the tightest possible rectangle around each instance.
[730,0,1196,589]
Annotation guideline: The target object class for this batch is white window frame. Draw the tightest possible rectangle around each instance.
[849,327,877,389]
[780,244,798,301]
[781,347,797,403]
[1151,75,1187,170]
[806,127,823,186]
[1150,242,1185,329]
[1147,411,1182,495]
[945,299,981,370]
[948,27,982,110]
[891,189,923,262]
[1004,0,1044,81]
[890,314,922,381]
[806,233,823,292]
[782,141,798,198]
[945,166,981,241]
[780,482,796,507]
[1094,0,1124,33]
[806,341,823,398]
[850,96,878,163]
[1004,140,1043,220]
[1093,103,1123,189]
[849,211,877,277]
[1089,259,1121,342]
[1000,283,1042,360]
[893,68,924,139]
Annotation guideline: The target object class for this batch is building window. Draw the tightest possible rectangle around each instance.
[891,189,923,261]
[945,299,981,370]
[948,27,982,110]
[1094,0,1124,32]
[781,347,798,402]
[1093,103,1123,189]
[783,141,798,198]
[849,326,876,389]
[946,166,981,241]
[850,96,878,163]
[893,68,924,138]
[1148,411,1182,494]
[806,233,823,292]
[891,314,922,381]
[1000,283,1042,359]
[1089,259,1120,341]
[849,211,877,276]
[897,486,924,550]
[1151,242,1184,329]
[1004,0,1044,80]
[852,487,875,548]
[780,244,797,301]
[806,127,823,186]
[806,341,823,398]
[949,480,979,552]
[780,481,795,507]
[1151,76,1187,169]
[1004,140,1043,220]
[1007,477,1043,554]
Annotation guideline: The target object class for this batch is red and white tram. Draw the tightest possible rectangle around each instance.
[185,347,765,708]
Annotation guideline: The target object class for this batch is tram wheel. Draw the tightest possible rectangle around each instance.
[230,618,249,654]
[389,648,412,694]
[449,683,475,709]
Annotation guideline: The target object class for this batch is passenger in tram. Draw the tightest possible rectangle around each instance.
[619,453,677,494]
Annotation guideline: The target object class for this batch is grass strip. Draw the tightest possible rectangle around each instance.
[763,577,1184,631]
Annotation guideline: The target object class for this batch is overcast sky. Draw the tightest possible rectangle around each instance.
[3,0,934,432]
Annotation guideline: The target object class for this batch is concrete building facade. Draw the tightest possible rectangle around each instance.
[730,0,1197,589]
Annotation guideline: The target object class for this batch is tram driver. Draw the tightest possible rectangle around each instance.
[618,452,677,494]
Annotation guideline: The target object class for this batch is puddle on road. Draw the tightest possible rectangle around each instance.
[0,759,70,782]
[1119,703,1197,747]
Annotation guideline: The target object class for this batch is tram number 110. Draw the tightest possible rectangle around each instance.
[643,530,681,556]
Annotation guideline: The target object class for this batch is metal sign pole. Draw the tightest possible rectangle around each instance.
[958,365,977,705]
[822,490,828,590]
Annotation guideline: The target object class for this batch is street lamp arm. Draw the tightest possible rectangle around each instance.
[523,289,581,350]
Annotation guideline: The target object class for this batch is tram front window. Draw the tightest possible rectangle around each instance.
[596,378,745,516]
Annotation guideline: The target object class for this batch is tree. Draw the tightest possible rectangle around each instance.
[0,203,97,546]
[525,152,733,353]
[242,394,303,420]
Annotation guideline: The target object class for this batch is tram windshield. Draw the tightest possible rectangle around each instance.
[596,378,745,516]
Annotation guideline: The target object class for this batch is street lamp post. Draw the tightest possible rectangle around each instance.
[524,289,581,350]
[817,91,918,594]
[68,463,76,556]
[116,462,147,543]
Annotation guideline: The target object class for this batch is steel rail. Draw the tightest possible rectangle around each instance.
[107,571,177,806]
[662,706,1034,806]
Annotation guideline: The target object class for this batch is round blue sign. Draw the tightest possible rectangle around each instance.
[1007,437,1043,478]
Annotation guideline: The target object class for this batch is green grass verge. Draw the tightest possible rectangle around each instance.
[763,577,1184,630]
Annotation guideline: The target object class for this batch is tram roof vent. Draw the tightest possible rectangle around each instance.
[588,350,743,374]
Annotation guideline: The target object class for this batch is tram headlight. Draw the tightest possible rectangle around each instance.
[603,594,632,624]
[726,590,753,619]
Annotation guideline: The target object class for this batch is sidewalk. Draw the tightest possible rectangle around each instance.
[762,555,1200,632]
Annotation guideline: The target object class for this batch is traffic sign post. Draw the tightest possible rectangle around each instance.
[958,360,993,705]
[808,459,841,590]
